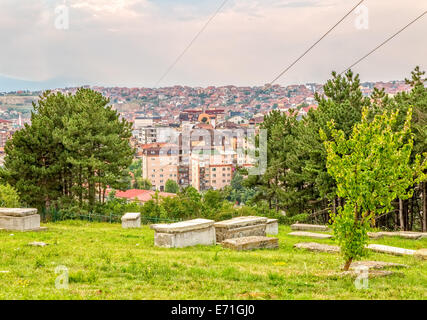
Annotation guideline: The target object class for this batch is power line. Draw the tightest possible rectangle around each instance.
[269,0,365,85]
[341,10,427,75]
[154,0,229,87]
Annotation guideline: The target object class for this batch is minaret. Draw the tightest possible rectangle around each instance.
[18,113,22,127]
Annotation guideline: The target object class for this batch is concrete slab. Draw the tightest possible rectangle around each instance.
[266,219,278,235]
[214,216,267,242]
[221,236,278,251]
[215,224,266,242]
[367,244,416,256]
[291,223,330,232]
[28,242,48,247]
[368,231,426,240]
[214,216,268,229]
[151,218,216,248]
[341,270,397,278]
[151,218,214,233]
[154,226,216,248]
[288,231,332,239]
[0,208,38,217]
[293,242,340,253]
[349,261,408,270]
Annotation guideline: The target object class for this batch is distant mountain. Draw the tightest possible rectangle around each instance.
[0,75,82,92]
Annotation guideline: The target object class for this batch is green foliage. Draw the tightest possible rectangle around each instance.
[322,107,424,268]
[0,184,20,207]
[329,205,370,264]
[226,171,255,205]
[136,178,152,190]
[165,179,179,193]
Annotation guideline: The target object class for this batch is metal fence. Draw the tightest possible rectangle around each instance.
[40,208,182,224]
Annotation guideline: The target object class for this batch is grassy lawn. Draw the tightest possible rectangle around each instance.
[0,221,426,300]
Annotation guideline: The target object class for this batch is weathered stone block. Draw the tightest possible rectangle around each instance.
[290,223,330,232]
[121,212,141,229]
[221,236,278,251]
[214,216,267,242]
[369,231,426,240]
[266,219,278,235]
[0,214,41,231]
[289,231,332,239]
[293,242,340,253]
[0,208,38,217]
[349,261,408,270]
[367,244,416,256]
[414,249,427,260]
[28,242,48,247]
[151,219,216,248]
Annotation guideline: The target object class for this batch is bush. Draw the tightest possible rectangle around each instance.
[282,213,310,225]
[0,183,20,208]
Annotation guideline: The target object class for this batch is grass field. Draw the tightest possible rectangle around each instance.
[0,221,426,300]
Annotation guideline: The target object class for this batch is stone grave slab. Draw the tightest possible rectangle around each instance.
[28,242,48,247]
[288,231,332,239]
[367,232,384,239]
[293,242,340,253]
[150,218,216,248]
[214,216,267,242]
[121,212,141,229]
[414,249,427,260]
[367,244,416,256]
[369,231,426,240]
[290,223,330,232]
[221,236,278,251]
[349,261,408,270]
[0,208,38,217]
[341,270,397,278]
[266,219,278,235]
[0,208,43,232]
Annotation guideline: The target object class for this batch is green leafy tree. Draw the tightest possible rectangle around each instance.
[321,108,424,270]
[165,179,179,193]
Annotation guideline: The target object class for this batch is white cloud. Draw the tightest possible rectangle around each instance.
[0,0,425,89]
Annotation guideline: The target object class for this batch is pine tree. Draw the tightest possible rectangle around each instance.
[2,88,134,211]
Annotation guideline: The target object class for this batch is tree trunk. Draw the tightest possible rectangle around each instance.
[423,182,427,232]
[343,258,353,271]
[399,198,405,231]
[332,197,337,214]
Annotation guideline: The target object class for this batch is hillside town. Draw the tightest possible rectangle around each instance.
[0,80,413,191]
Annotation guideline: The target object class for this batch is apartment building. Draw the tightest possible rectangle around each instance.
[141,142,179,191]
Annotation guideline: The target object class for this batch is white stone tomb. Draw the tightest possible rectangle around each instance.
[150,218,216,248]
[121,212,141,229]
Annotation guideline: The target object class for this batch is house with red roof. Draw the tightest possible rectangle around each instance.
[113,189,176,204]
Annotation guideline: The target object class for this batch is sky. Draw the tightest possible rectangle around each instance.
[0,0,426,91]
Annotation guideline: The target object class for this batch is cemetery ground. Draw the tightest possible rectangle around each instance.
[0,221,426,300]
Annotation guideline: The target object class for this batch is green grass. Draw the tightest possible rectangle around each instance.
[0,221,426,299]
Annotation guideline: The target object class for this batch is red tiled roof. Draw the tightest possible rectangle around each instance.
[114,189,176,202]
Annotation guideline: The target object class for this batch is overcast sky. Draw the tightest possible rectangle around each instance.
[0,0,426,90]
